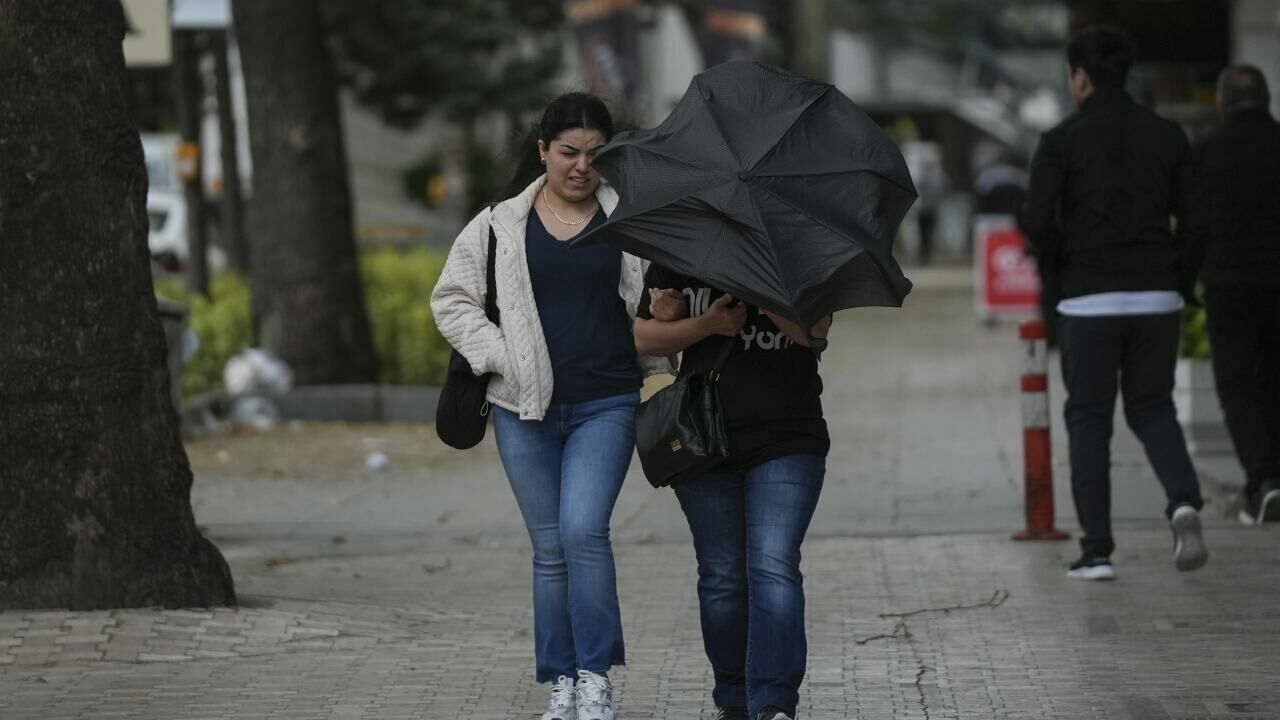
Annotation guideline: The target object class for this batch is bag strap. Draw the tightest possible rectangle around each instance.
[483,206,500,326]
[707,334,736,383]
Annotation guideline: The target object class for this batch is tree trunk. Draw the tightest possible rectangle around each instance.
[214,29,248,273]
[232,0,378,384]
[790,0,831,82]
[0,0,236,610]
[172,28,209,296]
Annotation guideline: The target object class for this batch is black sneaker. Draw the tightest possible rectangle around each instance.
[1066,555,1115,581]
[1239,480,1280,526]
[756,707,794,720]
[714,708,748,720]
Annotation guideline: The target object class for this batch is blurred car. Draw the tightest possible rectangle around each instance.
[143,134,188,273]
[148,190,188,272]
[143,133,226,275]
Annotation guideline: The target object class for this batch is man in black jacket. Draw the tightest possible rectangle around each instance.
[1024,26,1208,580]
[1188,65,1280,526]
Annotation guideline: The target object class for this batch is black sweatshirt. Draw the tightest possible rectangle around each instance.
[1024,88,1196,301]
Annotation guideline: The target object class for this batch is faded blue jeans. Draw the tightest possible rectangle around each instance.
[492,391,638,683]
[674,454,826,717]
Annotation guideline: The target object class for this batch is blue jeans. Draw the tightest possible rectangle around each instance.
[492,391,638,683]
[674,454,826,717]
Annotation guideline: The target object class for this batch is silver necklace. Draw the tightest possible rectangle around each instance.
[542,188,595,226]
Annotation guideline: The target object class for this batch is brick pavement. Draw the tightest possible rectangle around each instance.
[3,525,1279,720]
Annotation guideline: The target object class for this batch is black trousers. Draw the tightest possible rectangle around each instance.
[1204,285,1280,496]
[1059,312,1204,559]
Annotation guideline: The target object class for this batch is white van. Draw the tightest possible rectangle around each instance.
[141,133,225,272]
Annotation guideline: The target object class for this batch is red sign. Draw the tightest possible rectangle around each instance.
[974,215,1040,318]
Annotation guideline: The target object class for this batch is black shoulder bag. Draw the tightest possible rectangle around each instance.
[435,222,500,449]
[634,335,737,488]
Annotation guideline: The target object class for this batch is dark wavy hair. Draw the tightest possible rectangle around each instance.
[1067,25,1135,90]
[502,92,615,200]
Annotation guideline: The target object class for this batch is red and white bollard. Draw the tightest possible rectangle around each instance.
[1013,320,1069,541]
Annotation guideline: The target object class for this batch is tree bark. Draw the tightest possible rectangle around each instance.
[790,0,831,82]
[172,29,209,296]
[0,0,236,610]
[232,0,378,384]
[214,29,248,272]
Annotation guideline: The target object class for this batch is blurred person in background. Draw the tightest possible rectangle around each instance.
[1023,25,1208,582]
[912,146,949,266]
[1187,65,1280,526]
[972,152,1058,346]
[432,92,673,720]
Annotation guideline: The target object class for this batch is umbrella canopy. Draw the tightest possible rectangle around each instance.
[573,61,917,333]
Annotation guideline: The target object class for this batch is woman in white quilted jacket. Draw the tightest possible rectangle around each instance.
[431,93,679,720]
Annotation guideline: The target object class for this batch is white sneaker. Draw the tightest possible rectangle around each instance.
[542,675,576,720]
[1171,504,1208,572]
[575,670,614,720]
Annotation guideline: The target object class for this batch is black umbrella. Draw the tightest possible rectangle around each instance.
[573,61,916,335]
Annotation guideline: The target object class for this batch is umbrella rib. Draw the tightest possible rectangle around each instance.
[737,183,797,321]
[751,181,880,251]
[749,167,918,196]
[621,142,736,176]
[745,86,829,176]
[749,181,902,303]
[604,178,751,229]
[694,92,747,169]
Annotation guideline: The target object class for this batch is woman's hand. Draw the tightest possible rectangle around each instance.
[648,288,688,322]
[635,292,745,355]
[700,293,748,337]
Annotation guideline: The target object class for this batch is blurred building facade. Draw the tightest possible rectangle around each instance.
[122,1,1280,258]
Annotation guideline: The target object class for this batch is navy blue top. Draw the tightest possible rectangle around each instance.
[525,208,641,404]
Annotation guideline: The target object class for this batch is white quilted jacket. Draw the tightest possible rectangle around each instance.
[431,175,675,421]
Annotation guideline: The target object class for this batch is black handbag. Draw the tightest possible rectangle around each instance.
[435,223,500,449]
[634,336,736,488]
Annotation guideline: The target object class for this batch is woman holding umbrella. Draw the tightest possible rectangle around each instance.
[634,286,833,720]
[561,62,914,720]
[431,93,673,720]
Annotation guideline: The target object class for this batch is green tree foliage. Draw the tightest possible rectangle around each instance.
[325,0,563,211]
[326,0,562,128]
[155,273,254,398]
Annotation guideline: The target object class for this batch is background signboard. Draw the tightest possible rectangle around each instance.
[974,214,1040,319]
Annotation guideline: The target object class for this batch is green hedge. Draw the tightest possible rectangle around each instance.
[359,247,452,386]
[155,272,253,398]
[155,247,453,397]
[1179,305,1211,360]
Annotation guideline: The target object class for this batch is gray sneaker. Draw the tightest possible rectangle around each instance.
[1171,504,1208,572]
[542,675,576,720]
[1239,481,1280,526]
[576,670,614,720]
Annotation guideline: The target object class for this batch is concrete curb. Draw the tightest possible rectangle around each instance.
[275,385,441,423]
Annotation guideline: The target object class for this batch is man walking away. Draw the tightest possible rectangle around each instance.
[1024,26,1208,581]
[1188,65,1280,526]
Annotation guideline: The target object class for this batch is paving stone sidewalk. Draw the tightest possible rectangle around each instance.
[6,269,1270,719]
[3,525,1279,720]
